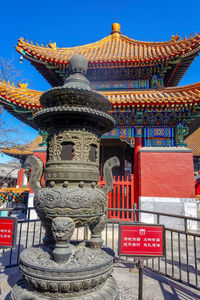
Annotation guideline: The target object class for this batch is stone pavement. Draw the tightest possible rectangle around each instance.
[0,265,200,300]
[113,265,200,300]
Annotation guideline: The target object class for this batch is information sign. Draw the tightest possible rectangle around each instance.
[0,217,17,248]
[119,223,164,257]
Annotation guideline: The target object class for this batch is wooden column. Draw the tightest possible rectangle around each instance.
[33,147,47,186]
[134,128,143,212]
[17,168,24,188]
[122,142,125,177]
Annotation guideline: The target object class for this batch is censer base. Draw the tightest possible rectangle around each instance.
[10,243,119,299]
[10,276,119,300]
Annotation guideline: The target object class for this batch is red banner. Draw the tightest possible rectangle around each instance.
[0,217,17,248]
[119,224,164,257]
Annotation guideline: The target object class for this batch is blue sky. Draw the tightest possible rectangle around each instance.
[1,0,200,162]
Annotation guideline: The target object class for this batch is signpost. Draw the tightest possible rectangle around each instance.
[119,223,165,300]
[0,217,17,248]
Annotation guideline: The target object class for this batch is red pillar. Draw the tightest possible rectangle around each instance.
[134,128,143,212]
[17,168,24,188]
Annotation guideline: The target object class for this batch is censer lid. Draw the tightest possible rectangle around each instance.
[39,54,110,112]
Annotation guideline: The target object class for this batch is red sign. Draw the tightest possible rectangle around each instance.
[119,224,164,257]
[0,217,17,248]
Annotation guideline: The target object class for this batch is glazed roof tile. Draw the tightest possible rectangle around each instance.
[105,83,200,108]
[1,81,200,111]
[185,128,200,156]
[16,25,200,66]
[0,81,42,111]
[1,136,43,156]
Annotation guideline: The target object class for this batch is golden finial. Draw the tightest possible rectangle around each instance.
[49,42,57,49]
[111,23,121,37]
[17,83,28,89]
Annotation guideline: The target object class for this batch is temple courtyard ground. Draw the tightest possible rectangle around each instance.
[0,264,200,299]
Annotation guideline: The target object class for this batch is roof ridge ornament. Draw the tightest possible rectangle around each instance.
[171,34,181,42]
[49,42,57,49]
[17,83,28,89]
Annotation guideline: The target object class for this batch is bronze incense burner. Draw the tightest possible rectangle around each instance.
[11,54,119,299]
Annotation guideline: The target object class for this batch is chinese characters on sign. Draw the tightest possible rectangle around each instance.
[0,217,17,248]
[119,224,164,257]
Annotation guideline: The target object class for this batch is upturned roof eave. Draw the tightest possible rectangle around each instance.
[1,136,43,158]
[2,81,200,109]
[15,25,200,87]
[16,30,200,64]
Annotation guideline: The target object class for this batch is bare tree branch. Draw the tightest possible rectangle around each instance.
[0,57,22,83]
[0,57,31,150]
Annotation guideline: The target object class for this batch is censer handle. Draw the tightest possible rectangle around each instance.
[102,156,120,194]
[26,155,44,193]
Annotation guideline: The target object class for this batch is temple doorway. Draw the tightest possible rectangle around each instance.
[100,138,134,178]
[100,138,135,220]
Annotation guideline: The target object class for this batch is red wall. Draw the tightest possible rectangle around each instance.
[138,150,195,198]
[33,151,47,166]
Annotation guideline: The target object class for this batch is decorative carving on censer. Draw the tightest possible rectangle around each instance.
[11,54,120,299]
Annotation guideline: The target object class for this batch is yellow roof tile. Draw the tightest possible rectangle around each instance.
[16,24,200,66]
[1,136,43,156]
[0,81,42,110]
[185,128,200,156]
[1,81,200,111]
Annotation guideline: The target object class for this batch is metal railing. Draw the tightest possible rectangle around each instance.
[0,207,43,268]
[0,206,200,291]
[105,208,200,291]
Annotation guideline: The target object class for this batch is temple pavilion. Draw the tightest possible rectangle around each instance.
[1,23,200,220]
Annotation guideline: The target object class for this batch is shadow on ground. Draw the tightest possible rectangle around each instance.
[144,269,200,300]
